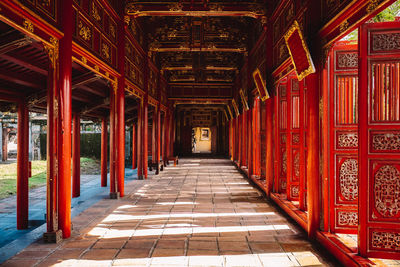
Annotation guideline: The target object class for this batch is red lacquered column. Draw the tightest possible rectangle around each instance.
[116,19,125,197]
[109,86,117,198]
[132,124,136,170]
[17,100,29,229]
[101,118,108,187]
[58,0,73,238]
[155,106,161,174]
[137,100,143,179]
[72,113,80,198]
[143,95,148,179]
[306,73,320,239]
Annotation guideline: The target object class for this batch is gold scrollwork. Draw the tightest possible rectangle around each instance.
[23,20,34,33]
[367,0,380,14]
[78,21,92,41]
[43,37,59,69]
[91,2,101,22]
[339,20,349,33]
[81,56,87,65]
[102,43,110,59]
[40,0,51,7]
[94,65,99,72]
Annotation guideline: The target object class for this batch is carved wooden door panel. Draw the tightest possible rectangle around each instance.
[260,99,266,179]
[275,78,288,193]
[329,42,359,234]
[287,75,301,201]
[359,22,400,259]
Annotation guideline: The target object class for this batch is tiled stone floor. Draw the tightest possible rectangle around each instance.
[2,158,340,267]
[0,168,137,263]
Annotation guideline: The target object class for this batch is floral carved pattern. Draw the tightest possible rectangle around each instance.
[282,150,287,176]
[339,159,358,201]
[372,133,400,151]
[374,165,400,217]
[372,33,400,52]
[337,53,358,68]
[291,186,299,198]
[292,134,300,144]
[338,133,358,148]
[293,152,300,177]
[372,231,400,250]
[338,211,358,226]
[78,22,91,42]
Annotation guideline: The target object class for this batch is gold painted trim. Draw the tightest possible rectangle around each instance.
[239,89,249,111]
[72,56,116,83]
[226,105,233,119]
[232,98,239,116]
[252,68,270,101]
[284,20,315,81]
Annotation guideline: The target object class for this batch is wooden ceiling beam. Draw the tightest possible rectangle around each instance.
[126,3,266,19]
[72,74,103,89]
[78,84,108,98]
[0,70,43,89]
[0,53,48,76]
[0,33,33,55]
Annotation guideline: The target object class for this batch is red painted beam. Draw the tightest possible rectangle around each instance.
[0,53,48,76]
[17,100,29,229]
[72,113,80,198]
[101,118,108,187]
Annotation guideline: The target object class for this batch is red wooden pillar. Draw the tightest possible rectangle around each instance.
[143,95,148,179]
[163,111,169,166]
[44,52,60,242]
[137,100,143,179]
[72,113,80,198]
[132,124,136,169]
[17,100,29,229]
[265,98,274,196]
[58,0,73,238]
[170,111,175,157]
[101,118,108,187]
[116,18,125,197]
[109,86,117,198]
[155,106,161,174]
[247,109,252,176]
[306,73,320,239]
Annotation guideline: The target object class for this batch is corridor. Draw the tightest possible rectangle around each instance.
[3,159,338,267]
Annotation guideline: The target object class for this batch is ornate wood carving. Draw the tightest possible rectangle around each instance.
[374,165,400,218]
[338,211,358,226]
[339,159,358,201]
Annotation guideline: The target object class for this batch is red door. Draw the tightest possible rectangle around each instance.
[275,78,288,193]
[329,42,359,234]
[287,75,301,201]
[359,22,400,259]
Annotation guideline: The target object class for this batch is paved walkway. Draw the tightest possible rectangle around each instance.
[0,168,138,264]
[1,158,339,267]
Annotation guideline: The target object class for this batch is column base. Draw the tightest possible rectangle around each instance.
[43,229,63,243]
[109,192,119,199]
[138,175,144,180]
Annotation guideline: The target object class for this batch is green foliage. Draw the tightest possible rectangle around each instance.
[0,157,100,199]
[374,0,400,22]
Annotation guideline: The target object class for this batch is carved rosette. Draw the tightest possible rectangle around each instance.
[338,211,358,226]
[374,165,400,217]
[291,185,299,198]
[339,159,358,201]
[372,133,400,151]
[292,134,300,144]
[372,231,400,250]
